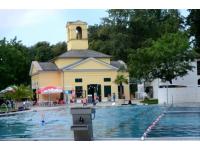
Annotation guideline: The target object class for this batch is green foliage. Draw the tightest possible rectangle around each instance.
[0,37,31,90]
[11,85,33,101]
[29,41,53,62]
[187,9,200,54]
[114,75,128,85]
[51,42,67,56]
[0,103,8,113]
[140,99,158,104]
[89,9,184,63]
[114,75,128,99]
[129,31,195,83]
[0,37,67,91]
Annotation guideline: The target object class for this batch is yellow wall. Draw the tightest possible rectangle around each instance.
[97,58,110,64]
[67,22,88,50]
[67,23,88,40]
[31,66,39,75]
[38,72,62,87]
[67,40,88,50]
[54,58,81,69]
[31,70,130,101]
[63,71,118,100]
[31,71,63,102]
[63,70,130,101]
[31,60,130,101]
[73,59,112,70]
[54,58,110,69]
[31,74,39,89]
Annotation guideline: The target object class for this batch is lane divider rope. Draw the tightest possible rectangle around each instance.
[141,113,165,140]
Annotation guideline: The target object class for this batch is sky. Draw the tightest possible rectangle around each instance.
[0,9,107,46]
[0,9,188,46]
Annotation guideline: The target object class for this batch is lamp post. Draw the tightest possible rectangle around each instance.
[166,82,169,105]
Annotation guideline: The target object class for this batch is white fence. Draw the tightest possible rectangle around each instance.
[158,86,200,104]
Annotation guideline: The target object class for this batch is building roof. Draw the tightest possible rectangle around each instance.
[110,60,127,70]
[57,49,111,59]
[38,62,59,71]
[67,20,87,25]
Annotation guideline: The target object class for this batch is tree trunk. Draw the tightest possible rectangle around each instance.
[120,83,123,99]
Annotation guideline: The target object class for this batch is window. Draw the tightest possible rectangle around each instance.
[75,78,82,82]
[76,26,82,39]
[104,78,111,82]
[75,86,83,98]
[198,79,200,86]
[197,61,200,75]
[104,86,111,97]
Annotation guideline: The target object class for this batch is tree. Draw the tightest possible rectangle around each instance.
[114,75,128,99]
[51,42,67,56]
[0,36,68,90]
[88,9,184,63]
[187,9,200,54]
[0,37,31,90]
[5,85,33,101]
[128,31,195,84]
[30,41,54,62]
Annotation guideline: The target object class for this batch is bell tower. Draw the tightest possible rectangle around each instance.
[66,20,88,51]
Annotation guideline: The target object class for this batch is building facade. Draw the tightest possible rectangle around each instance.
[137,60,200,104]
[29,20,130,103]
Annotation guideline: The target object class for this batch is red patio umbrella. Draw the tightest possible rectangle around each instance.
[36,86,63,102]
[36,86,63,94]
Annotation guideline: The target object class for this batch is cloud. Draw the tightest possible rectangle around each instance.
[0,10,59,29]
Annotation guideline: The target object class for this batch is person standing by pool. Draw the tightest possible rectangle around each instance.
[82,98,87,106]
[112,93,116,102]
[10,100,15,109]
[6,100,12,112]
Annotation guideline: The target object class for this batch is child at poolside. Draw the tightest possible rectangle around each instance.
[82,98,87,106]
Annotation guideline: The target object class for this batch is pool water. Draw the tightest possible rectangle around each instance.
[148,107,200,138]
[0,105,164,140]
[0,105,200,140]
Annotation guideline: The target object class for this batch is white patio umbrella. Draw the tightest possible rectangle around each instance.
[0,86,16,94]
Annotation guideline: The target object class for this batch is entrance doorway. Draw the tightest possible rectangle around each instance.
[87,84,101,102]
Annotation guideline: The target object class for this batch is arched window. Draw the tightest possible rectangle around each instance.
[198,79,200,86]
[76,26,82,39]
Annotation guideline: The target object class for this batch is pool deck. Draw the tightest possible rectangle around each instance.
[0,100,144,117]
[1,137,200,141]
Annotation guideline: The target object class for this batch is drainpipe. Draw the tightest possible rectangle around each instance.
[62,71,66,103]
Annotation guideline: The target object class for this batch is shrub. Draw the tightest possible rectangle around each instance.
[0,103,8,113]
[140,98,158,104]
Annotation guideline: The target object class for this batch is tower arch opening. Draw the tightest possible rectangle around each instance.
[76,26,82,40]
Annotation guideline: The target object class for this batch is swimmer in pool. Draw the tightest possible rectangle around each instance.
[40,112,45,125]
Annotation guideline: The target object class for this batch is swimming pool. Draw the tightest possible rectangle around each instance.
[0,105,200,140]
[148,107,200,138]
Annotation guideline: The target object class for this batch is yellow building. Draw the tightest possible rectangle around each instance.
[29,20,130,103]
